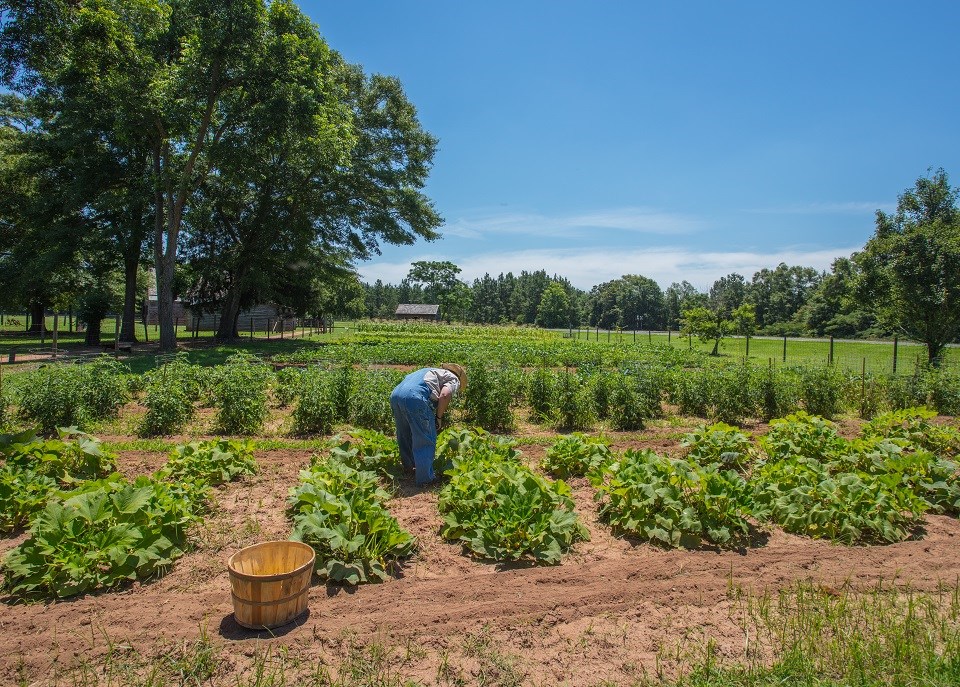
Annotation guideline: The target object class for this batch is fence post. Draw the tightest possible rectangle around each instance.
[893,336,898,374]
[829,336,834,365]
[267,319,271,340]
[250,318,254,340]
[114,315,120,359]
[746,335,750,357]
[861,358,867,414]
[668,328,671,343]
[688,333,692,350]
[782,335,787,363]
[40,313,45,346]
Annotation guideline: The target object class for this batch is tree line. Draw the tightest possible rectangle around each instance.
[361,170,960,365]
[0,0,441,349]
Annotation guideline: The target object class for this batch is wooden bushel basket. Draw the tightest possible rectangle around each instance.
[228,541,315,630]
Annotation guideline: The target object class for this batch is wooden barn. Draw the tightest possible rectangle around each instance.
[395,304,441,321]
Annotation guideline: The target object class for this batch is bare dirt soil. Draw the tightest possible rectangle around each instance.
[3,427,960,686]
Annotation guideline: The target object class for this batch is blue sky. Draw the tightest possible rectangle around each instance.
[302,1,960,291]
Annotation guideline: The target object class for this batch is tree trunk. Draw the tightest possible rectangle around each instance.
[84,318,103,347]
[928,342,946,368]
[156,253,177,351]
[711,338,720,355]
[215,282,245,342]
[29,302,45,334]
[119,249,140,344]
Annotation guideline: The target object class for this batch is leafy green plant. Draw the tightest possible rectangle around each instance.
[292,368,336,435]
[1,474,202,598]
[0,465,59,533]
[463,361,515,432]
[288,458,415,584]
[799,365,848,418]
[750,456,927,544]
[15,358,130,434]
[592,449,753,549]
[157,439,257,486]
[671,368,711,418]
[527,368,556,423]
[759,411,847,462]
[349,369,400,432]
[540,433,613,478]
[273,366,305,407]
[682,422,756,471]
[325,429,402,481]
[607,375,649,430]
[212,353,272,435]
[861,407,960,458]
[710,364,757,425]
[139,360,198,436]
[754,365,801,421]
[930,370,960,415]
[0,429,118,533]
[438,455,589,564]
[554,371,595,431]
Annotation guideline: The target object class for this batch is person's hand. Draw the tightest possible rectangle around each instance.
[435,415,443,432]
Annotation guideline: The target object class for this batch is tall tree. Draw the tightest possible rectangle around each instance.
[857,168,960,365]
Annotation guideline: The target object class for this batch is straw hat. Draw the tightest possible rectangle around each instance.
[440,362,468,392]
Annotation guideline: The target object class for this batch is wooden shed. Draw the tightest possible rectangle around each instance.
[395,304,441,321]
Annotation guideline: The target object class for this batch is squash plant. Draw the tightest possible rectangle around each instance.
[592,449,753,549]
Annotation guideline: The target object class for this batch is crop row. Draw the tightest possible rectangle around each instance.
[3,354,959,441]
[0,430,256,599]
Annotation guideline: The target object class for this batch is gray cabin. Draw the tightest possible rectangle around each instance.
[395,304,441,321]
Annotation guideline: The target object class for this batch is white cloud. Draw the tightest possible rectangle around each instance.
[438,207,703,240]
[357,245,861,291]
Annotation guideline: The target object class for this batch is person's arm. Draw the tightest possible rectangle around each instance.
[435,384,454,430]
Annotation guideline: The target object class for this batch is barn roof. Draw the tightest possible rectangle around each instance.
[395,304,440,316]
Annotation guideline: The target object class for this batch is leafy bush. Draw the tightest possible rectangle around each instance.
[324,429,402,481]
[438,440,589,564]
[0,465,59,533]
[540,433,613,478]
[751,456,927,544]
[607,375,648,430]
[798,366,848,418]
[1,475,203,598]
[16,360,124,434]
[885,370,931,411]
[682,422,756,471]
[273,366,305,407]
[289,458,415,585]
[861,407,960,458]
[157,439,257,486]
[350,369,400,432]
[711,365,756,425]
[527,368,556,423]
[671,368,711,418]
[139,360,198,436]
[588,373,613,421]
[554,372,595,431]
[463,362,515,432]
[292,368,336,436]
[212,354,272,435]
[930,370,960,415]
[592,449,753,549]
[754,366,801,421]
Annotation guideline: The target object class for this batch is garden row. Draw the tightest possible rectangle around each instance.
[0,430,257,598]
[3,353,959,439]
[3,406,957,601]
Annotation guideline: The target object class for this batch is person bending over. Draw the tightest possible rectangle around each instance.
[389,363,467,486]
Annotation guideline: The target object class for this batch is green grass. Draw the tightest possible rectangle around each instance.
[569,329,956,375]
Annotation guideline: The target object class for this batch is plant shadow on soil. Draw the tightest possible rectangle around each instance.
[218,607,312,640]
[610,522,771,555]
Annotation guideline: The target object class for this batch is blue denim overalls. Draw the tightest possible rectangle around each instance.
[389,368,437,485]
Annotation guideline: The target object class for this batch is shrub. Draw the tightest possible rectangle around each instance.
[671,368,711,418]
[608,375,648,430]
[212,354,272,435]
[799,366,848,418]
[292,368,336,436]
[139,360,197,436]
[528,368,556,423]
[541,433,613,478]
[592,449,753,549]
[682,422,756,471]
[273,366,305,407]
[885,369,930,411]
[754,366,801,421]
[15,359,128,434]
[930,369,960,415]
[711,365,756,425]
[554,371,595,431]
[350,369,401,432]
[463,362,514,432]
